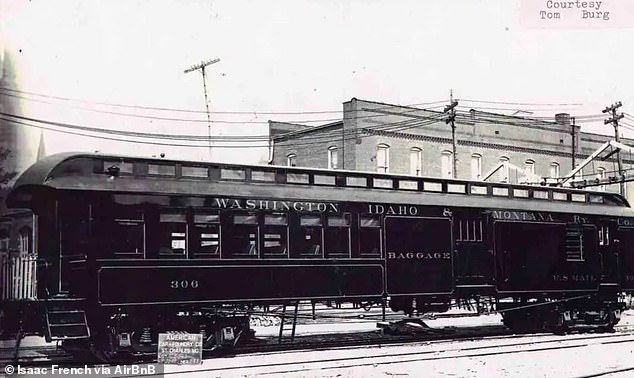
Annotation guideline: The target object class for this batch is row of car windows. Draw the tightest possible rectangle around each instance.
[93,210,384,259]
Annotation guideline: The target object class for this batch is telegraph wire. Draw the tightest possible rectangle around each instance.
[2,107,602,149]
[0,110,447,149]
[0,108,446,143]
[3,85,615,129]
[457,98,584,107]
[0,89,449,126]
[0,116,266,149]
[2,105,625,151]
[0,86,449,116]
[0,111,267,141]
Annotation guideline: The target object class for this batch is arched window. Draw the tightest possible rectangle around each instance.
[410,148,422,176]
[524,159,535,183]
[328,146,338,170]
[550,162,560,179]
[376,144,390,173]
[286,153,297,167]
[499,156,510,183]
[441,150,453,179]
[597,167,606,191]
[575,164,584,180]
[471,153,482,180]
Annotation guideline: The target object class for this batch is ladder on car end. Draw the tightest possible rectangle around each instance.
[45,297,91,342]
[278,301,299,344]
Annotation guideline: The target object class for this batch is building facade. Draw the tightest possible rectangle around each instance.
[270,98,634,199]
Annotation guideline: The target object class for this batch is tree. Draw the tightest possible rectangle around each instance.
[0,147,17,186]
[0,147,18,214]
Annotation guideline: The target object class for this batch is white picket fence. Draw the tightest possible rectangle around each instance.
[0,254,37,300]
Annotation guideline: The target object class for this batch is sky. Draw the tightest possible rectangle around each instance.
[2,0,634,165]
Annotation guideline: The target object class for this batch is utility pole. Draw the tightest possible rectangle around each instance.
[603,101,625,196]
[184,58,220,160]
[571,116,576,171]
[444,90,459,178]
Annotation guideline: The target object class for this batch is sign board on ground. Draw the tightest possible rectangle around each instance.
[157,332,203,365]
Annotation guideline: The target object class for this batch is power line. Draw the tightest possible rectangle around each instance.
[603,101,625,196]
[0,86,449,116]
[0,90,450,126]
[1,109,447,149]
[0,116,268,149]
[457,98,584,107]
[4,103,620,153]
[0,111,268,141]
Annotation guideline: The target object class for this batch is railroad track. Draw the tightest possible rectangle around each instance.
[5,321,634,369]
[0,344,74,366]
[155,328,634,377]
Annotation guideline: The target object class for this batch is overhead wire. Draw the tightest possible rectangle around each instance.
[0,89,451,126]
[0,86,449,116]
[3,104,607,151]
[457,98,584,107]
[0,109,448,149]
[3,87,630,151]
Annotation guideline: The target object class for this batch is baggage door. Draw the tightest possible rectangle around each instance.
[385,216,453,295]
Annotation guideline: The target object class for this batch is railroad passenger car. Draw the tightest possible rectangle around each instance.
[2,152,633,357]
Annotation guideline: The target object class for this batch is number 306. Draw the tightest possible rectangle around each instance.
[170,280,199,289]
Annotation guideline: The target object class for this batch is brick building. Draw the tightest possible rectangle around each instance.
[269,98,634,199]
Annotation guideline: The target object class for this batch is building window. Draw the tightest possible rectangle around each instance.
[441,150,453,179]
[499,156,509,183]
[286,153,297,167]
[376,144,390,173]
[410,148,422,176]
[550,162,560,180]
[471,153,482,180]
[328,146,338,169]
[597,167,606,192]
[523,159,535,183]
[574,164,584,180]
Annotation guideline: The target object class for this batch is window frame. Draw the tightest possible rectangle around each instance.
[499,156,510,183]
[293,213,324,258]
[190,211,221,258]
[471,153,482,180]
[550,162,560,180]
[325,213,352,258]
[157,210,188,259]
[597,167,606,192]
[261,212,289,257]
[328,146,339,170]
[441,150,453,179]
[287,153,297,167]
[410,147,422,176]
[376,144,390,173]
[358,213,382,258]
[523,159,535,183]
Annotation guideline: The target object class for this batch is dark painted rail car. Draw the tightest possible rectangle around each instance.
[4,152,634,355]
